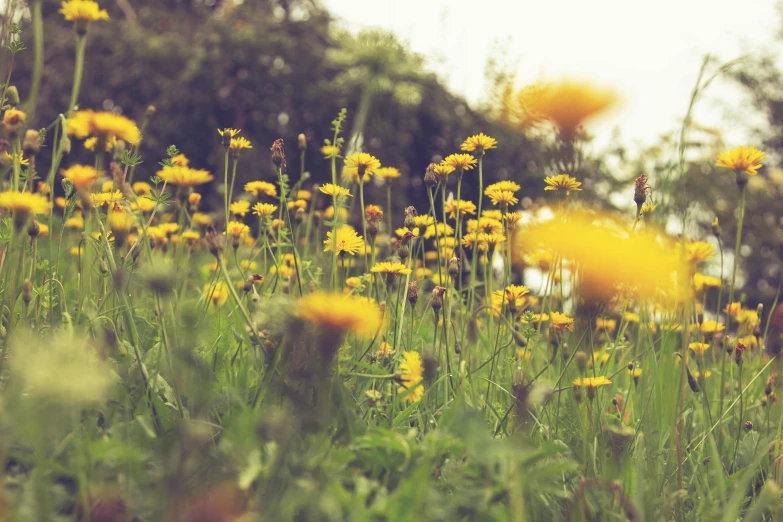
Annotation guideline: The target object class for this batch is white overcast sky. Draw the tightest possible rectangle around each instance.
[322,0,781,148]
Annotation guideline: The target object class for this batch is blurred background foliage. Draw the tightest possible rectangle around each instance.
[6,0,783,307]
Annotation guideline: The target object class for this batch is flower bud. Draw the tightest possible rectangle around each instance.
[6,86,19,108]
[711,217,722,237]
[27,219,40,239]
[403,206,417,229]
[271,138,286,171]
[431,286,446,314]
[448,256,460,278]
[297,133,307,150]
[424,163,438,189]
[22,279,32,305]
[23,129,40,156]
[407,280,418,309]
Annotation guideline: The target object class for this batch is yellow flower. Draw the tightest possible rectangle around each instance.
[442,153,477,172]
[486,181,521,194]
[461,232,487,251]
[157,165,214,188]
[321,145,341,158]
[217,128,241,138]
[716,146,765,176]
[324,206,348,220]
[683,240,715,264]
[550,311,575,332]
[491,285,530,313]
[89,190,123,207]
[640,202,657,215]
[225,221,250,239]
[345,276,362,289]
[516,210,684,303]
[467,217,503,235]
[460,133,497,155]
[433,163,455,179]
[132,197,156,213]
[623,312,640,324]
[544,174,582,195]
[689,342,711,355]
[59,0,109,21]
[343,153,381,182]
[252,202,278,217]
[572,376,612,389]
[66,110,140,145]
[297,292,381,339]
[481,210,503,221]
[396,227,420,238]
[84,135,116,152]
[244,181,277,198]
[519,79,617,134]
[596,318,617,332]
[375,167,401,180]
[398,351,424,403]
[487,190,518,206]
[0,191,50,225]
[371,261,413,275]
[192,212,212,226]
[181,230,200,242]
[423,222,454,239]
[132,181,152,195]
[482,232,506,250]
[230,137,253,152]
[203,282,229,307]
[60,164,98,191]
[699,320,725,334]
[4,152,29,166]
[2,108,26,127]
[171,154,189,167]
[693,273,722,292]
[693,370,712,379]
[324,225,364,256]
[65,214,84,229]
[230,200,251,217]
[319,183,352,198]
[444,199,477,220]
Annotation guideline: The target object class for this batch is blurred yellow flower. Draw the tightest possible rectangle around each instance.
[398,351,424,403]
[59,0,109,22]
[319,183,352,198]
[157,165,214,188]
[375,167,401,180]
[252,202,277,217]
[544,174,582,195]
[519,79,617,134]
[60,164,98,190]
[203,281,229,307]
[550,311,575,332]
[230,200,251,217]
[297,292,381,339]
[245,181,277,198]
[67,110,140,145]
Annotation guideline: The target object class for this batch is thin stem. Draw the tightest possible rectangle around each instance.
[66,34,87,116]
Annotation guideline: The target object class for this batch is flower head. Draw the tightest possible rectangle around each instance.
[59,0,109,22]
[550,311,575,332]
[460,133,497,155]
[321,145,341,158]
[297,292,381,339]
[229,137,253,154]
[486,181,521,194]
[66,110,140,145]
[398,351,424,403]
[245,181,277,198]
[716,146,764,177]
[375,167,401,180]
[444,199,477,220]
[432,163,455,179]
[89,190,124,207]
[343,153,381,182]
[230,200,251,217]
[544,174,582,195]
[203,281,229,307]
[573,376,612,390]
[519,79,617,134]
[319,183,352,198]
[487,190,518,207]
[0,191,50,227]
[442,153,477,172]
[60,164,98,191]
[157,166,214,188]
[371,261,412,275]
[324,225,364,256]
[252,202,278,217]
[491,285,530,314]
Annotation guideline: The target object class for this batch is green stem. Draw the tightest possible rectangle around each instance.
[66,34,87,117]
[25,0,44,123]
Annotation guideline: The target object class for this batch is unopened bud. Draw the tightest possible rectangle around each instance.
[431,286,446,313]
[424,163,438,189]
[297,133,307,150]
[22,279,32,305]
[403,206,417,229]
[6,86,19,108]
[407,280,418,309]
[448,256,460,278]
[23,129,40,156]
[27,219,40,239]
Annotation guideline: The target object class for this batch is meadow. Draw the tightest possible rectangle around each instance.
[0,1,781,521]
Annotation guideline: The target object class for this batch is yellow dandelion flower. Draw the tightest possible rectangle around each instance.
[432,163,455,179]
[519,79,617,134]
[230,200,251,217]
[157,165,214,188]
[716,146,765,176]
[487,190,518,207]
[60,164,98,191]
[683,240,715,264]
[324,225,364,256]
[442,153,477,172]
[297,292,381,339]
[375,167,401,180]
[467,217,503,235]
[491,284,530,313]
[0,191,50,225]
[423,222,454,239]
[544,174,582,195]
[550,311,575,332]
[689,342,711,355]
[398,351,424,403]
[486,181,521,194]
[460,133,498,155]
[59,0,109,21]
[89,190,123,207]
[252,202,278,217]
[132,181,152,195]
[640,202,657,215]
[65,214,84,229]
[343,153,381,182]
[321,145,341,158]
[623,312,640,323]
[319,183,352,198]
[244,181,277,198]
[504,212,523,228]
[693,273,722,292]
[699,320,725,334]
[596,318,617,332]
[84,135,116,152]
[396,227,420,238]
[444,199,477,220]
[229,137,252,152]
[573,376,612,389]
[66,110,140,145]
[203,281,229,307]
[217,128,241,138]
[181,230,200,242]
[371,261,412,275]
[192,212,212,226]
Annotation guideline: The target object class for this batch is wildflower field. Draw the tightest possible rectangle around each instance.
[1,1,783,521]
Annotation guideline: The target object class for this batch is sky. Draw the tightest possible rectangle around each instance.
[322,0,781,148]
